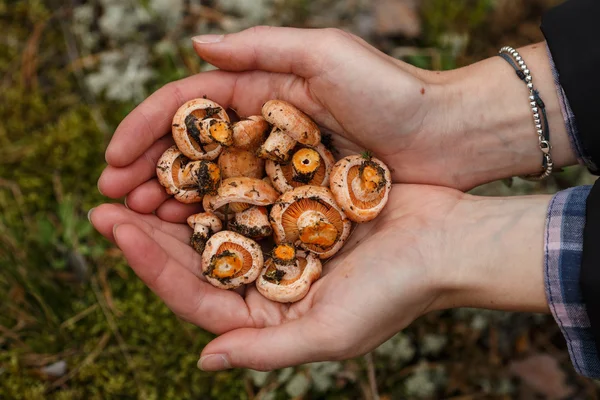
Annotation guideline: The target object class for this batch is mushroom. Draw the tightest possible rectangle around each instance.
[203,177,279,220]
[266,143,335,193]
[218,148,265,180]
[257,100,321,162]
[270,185,352,259]
[329,153,392,223]
[229,206,273,240]
[201,230,263,289]
[256,244,322,303]
[187,212,223,254]
[217,116,269,180]
[172,98,232,160]
[232,116,270,150]
[156,145,221,204]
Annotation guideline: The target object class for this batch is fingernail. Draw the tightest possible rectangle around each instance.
[87,208,96,223]
[192,34,224,44]
[198,354,231,371]
[124,197,129,209]
[97,179,105,196]
[112,224,120,241]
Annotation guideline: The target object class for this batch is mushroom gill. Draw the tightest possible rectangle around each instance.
[270,186,351,259]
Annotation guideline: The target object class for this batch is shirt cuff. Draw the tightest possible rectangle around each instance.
[547,44,599,173]
[545,185,600,377]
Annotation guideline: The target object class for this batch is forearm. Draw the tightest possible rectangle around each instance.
[428,43,577,189]
[433,193,552,313]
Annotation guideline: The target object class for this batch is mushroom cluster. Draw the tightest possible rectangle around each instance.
[157,98,392,303]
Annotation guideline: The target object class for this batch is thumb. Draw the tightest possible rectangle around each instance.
[198,318,333,371]
[191,26,362,78]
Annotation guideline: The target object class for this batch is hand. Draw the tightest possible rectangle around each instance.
[98,26,438,223]
[98,28,577,223]
[89,184,550,371]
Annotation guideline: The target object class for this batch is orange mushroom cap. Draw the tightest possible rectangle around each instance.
[262,100,320,145]
[329,154,392,223]
[203,177,279,220]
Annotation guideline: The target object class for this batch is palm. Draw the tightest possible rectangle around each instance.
[91,183,462,369]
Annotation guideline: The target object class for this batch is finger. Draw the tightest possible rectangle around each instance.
[90,203,191,244]
[199,319,325,371]
[104,70,329,185]
[155,198,204,224]
[113,223,251,334]
[193,26,361,78]
[91,204,202,274]
[99,136,173,198]
[125,179,171,214]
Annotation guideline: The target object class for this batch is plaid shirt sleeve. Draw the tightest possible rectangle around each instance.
[544,45,600,378]
[547,44,599,173]
[545,186,600,377]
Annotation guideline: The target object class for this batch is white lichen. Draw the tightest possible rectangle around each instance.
[285,373,311,398]
[421,334,448,356]
[375,332,415,364]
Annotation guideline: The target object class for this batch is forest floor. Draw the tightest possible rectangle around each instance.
[1,0,598,399]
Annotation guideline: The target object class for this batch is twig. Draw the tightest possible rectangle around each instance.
[56,1,110,139]
[59,303,99,329]
[98,263,122,317]
[364,352,380,400]
[91,276,146,397]
[46,332,111,391]
[21,19,48,89]
[0,178,32,228]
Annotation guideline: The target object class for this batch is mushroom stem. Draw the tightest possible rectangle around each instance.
[202,118,233,146]
[257,128,297,162]
[185,113,214,145]
[229,206,273,239]
[187,212,223,255]
[272,243,296,266]
[208,250,244,279]
[297,210,338,249]
[350,161,387,202]
[263,244,300,284]
[193,224,210,238]
[177,160,221,195]
[292,148,321,183]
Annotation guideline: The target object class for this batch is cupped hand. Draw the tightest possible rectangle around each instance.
[89,184,466,371]
[98,27,454,223]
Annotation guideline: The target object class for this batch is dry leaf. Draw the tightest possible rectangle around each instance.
[510,353,574,399]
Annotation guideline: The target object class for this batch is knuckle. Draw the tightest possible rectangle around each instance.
[247,25,273,37]
[323,27,353,43]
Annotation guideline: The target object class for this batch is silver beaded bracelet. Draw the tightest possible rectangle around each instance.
[499,46,554,181]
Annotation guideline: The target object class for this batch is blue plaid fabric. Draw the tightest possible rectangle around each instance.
[545,46,600,377]
[545,186,600,377]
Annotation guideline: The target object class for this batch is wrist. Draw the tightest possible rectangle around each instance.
[429,194,552,314]
[426,43,577,190]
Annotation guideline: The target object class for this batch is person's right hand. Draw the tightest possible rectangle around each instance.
[89,181,551,372]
